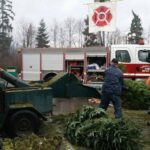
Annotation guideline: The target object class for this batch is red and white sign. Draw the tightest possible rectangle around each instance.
[88,2,117,33]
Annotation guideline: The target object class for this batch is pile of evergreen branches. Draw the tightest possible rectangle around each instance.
[65,106,142,150]
[122,80,150,109]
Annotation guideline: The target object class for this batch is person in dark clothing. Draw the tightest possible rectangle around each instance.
[99,58,124,118]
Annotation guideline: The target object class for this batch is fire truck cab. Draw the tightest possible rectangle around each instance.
[110,45,150,80]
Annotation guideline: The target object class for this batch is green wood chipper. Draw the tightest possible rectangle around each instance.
[0,68,53,136]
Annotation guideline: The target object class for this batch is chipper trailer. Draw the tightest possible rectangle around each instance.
[0,68,53,136]
[0,68,100,136]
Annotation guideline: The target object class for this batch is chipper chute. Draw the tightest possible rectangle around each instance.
[42,72,101,98]
[0,68,30,87]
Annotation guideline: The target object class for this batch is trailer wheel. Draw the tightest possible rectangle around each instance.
[8,110,40,136]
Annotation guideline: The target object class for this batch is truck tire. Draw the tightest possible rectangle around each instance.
[8,110,40,136]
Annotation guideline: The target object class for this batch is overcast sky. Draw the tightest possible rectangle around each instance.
[13,0,150,33]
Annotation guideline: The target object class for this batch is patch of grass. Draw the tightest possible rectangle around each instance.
[123,109,150,149]
[1,108,150,150]
[107,108,150,150]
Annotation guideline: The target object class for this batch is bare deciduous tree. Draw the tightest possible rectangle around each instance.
[97,31,105,46]
[147,26,150,44]
[58,27,66,48]
[49,18,84,48]
[106,29,122,45]
[64,17,76,48]
[75,19,84,47]
[16,20,36,48]
[49,20,59,48]
[26,24,36,48]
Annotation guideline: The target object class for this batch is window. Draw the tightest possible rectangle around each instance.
[115,50,131,63]
[138,50,150,62]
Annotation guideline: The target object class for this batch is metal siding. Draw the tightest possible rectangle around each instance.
[23,72,41,81]
[22,53,40,81]
[42,53,63,71]
[65,53,84,60]
[86,52,106,57]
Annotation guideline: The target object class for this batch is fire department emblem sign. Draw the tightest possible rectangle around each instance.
[88,2,116,33]
[92,6,112,27]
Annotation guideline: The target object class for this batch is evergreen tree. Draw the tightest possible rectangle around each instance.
[128,11,143,44]
[82,16,99,47]
[36,19,50,48]
[0,0,14,53]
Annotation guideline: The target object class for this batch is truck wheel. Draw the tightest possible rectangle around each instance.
[8,110,40,136]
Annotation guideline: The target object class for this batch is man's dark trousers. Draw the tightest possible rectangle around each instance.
[100,93,122,118]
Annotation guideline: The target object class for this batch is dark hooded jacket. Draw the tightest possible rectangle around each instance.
[102,65,124,95]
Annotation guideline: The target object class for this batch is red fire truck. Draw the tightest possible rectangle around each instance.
[21,44,150,82]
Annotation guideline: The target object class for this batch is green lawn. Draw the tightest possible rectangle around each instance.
[123,109,150,150]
